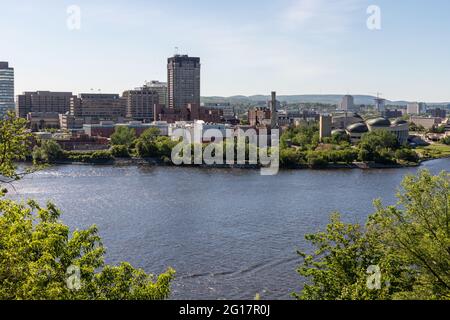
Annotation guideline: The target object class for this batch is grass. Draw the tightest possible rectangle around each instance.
[416,143,450,160]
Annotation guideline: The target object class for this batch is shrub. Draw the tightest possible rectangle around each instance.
[111,145,130,158]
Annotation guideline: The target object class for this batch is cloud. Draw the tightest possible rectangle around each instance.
[282,0,366,33]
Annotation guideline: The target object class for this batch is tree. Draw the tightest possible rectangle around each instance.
[358,130,399,163]
[110,145,131,158]
[135,128,161,158]
[295,170,450,300]
[395,148,419,163]
[0,114,176,300]
[0,112,31,181]
[0,198,175,300]
[110,127,136,147]
[32,140,64,163]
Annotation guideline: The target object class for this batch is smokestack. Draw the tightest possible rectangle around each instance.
[271,91,278,129]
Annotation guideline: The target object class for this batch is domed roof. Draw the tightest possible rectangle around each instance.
[332,129,347,135]
[346,122,369,133]
[392,118,408,125]
[366,117,391,127]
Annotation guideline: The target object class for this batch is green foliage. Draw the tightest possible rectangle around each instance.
[32,140,64,163]
[282,124,320,151]
[110,126,136,147]
[0,112,31,180]
[280,148,306,168]
[295,170,450,300]
[64,150,113,164]
[0,198,175,300]
[441,136,450,145]
[395,148,420,163]
[135,128,176,160]
[110,145,131,158]
[358,130,399,163]
[306,152,328,169]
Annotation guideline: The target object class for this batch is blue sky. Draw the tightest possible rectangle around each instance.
[2,0,450,102]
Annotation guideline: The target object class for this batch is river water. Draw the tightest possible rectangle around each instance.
[7,159,449,299]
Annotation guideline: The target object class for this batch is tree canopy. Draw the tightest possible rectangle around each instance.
[295,170,450,300]
[0,114,175,300]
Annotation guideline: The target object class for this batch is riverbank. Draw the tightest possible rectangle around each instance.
[46,157,427,170]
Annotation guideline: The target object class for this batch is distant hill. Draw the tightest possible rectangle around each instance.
[201,95,448,106]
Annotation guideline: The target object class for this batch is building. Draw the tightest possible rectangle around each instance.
[154,103,223,123]
[167,55,201,109]
[145,81,168,107]
[248,108,271,127]
[320,115,332,140]
[332,112,363,129]
[428,108,447,119]
[407,102,426,115]
[71,93,126,121]
[123,86,159,122]
[374,98,386,113]
[366,118,409,145]
[340,95,354,111]
[59,114,85,131]
[0,62,14,117]
[16,91,75,118]
[410,116,442,130]
[383,109,404,119]
[27,112,60,131]
[83,121,169,138]
[346,117,409,144]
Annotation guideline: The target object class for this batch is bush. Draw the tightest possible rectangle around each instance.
[110,145,130,158]
[64,150,113,164]
[280,148,305,168]
[441,136,450,145]
[395,148,420,163]
[306,152,328,168]
[32,140,64,163]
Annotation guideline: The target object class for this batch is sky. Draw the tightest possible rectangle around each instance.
[1,0,450,102]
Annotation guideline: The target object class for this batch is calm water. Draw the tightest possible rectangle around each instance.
[7,159,450,300]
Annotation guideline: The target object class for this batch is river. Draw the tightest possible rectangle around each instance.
[7,159,450,299]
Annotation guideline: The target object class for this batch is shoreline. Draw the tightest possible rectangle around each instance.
[37,155,450,171]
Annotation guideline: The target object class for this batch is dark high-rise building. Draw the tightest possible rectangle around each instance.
[167,55,200,109]
[0,62,15,117]
[16,91,75,118]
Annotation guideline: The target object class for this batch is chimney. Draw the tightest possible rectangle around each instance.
[271,91,278,129]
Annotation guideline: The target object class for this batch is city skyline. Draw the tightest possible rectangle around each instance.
[2,0,450,102]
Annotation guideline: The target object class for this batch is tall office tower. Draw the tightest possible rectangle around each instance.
[123,86,159,122]
[145,81,168,107]
[0,62,15,117]
[167,55,200,109]
[16,91,75,118]
[271,91,278,129]
[340,95,354,111]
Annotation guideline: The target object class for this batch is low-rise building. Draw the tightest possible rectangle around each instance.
[410,116,442,130]
[27,112,60,131]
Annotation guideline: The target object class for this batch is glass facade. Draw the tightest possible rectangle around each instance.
[0,62,14,117]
